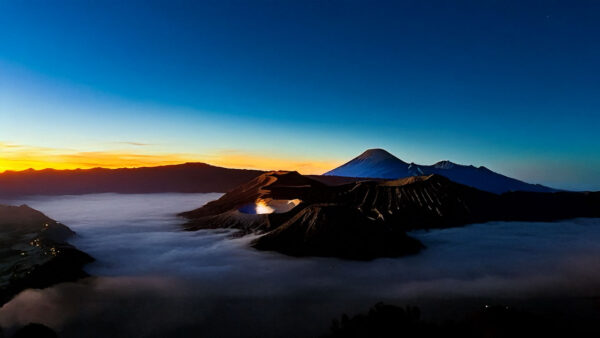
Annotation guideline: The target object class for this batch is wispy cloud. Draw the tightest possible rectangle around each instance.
[114,141,153,147]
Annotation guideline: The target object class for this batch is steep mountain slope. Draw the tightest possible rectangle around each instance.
[179,170,327,218]
[325,149,557,194]
[325,148,409,179]
[252,205,424,259]
[412,160,555,194]
[179,171,428,259]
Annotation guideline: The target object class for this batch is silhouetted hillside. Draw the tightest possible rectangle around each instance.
[0,163,368,196]
[0,204,93,305]
[323,302,600,338]
[0,163,264,195]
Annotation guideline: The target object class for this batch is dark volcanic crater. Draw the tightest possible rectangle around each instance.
[180,171,600,260]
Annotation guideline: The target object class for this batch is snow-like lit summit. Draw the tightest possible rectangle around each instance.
[325,148,557,194]
[433,160,457,169]
[353,148,405,162]
[325,148,410,180]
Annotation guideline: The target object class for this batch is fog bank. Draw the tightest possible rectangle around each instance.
[1,193,600,337]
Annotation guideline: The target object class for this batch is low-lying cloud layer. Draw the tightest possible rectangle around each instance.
[1,193,600,337]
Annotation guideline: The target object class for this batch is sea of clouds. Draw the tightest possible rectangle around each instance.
[1,193,600,337]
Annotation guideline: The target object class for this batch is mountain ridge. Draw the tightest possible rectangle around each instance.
[325,148,557,194]
[0,162,266,195]
[0,162,370,196]
[180,170,600,259]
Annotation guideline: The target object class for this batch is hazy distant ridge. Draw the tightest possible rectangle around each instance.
[0,163,264,196]
[325,148,557,194]
[0,163,364,196]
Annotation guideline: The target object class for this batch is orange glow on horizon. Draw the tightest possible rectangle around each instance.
[0,142,341,175]
[254,199,275,214]
[206,151,340,175]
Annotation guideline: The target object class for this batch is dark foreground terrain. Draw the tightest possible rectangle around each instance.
[0,204,93,306]
[323,302,600,338]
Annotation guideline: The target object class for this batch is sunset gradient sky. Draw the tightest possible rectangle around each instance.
[1,1,599,190]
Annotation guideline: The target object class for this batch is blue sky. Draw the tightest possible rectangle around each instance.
[1,0,599,190]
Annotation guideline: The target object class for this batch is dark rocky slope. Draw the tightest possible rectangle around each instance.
[0,204,93,305]
[252,205,424,259]
[180,171,600,260]
[179,171,425,260]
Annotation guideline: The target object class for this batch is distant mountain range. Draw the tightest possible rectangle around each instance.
[325,148,557,194]
[0,163,264,195]
[0,163,362,196]
[0,148,558,195]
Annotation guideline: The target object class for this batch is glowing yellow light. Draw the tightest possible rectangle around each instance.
[255,199,274,214]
